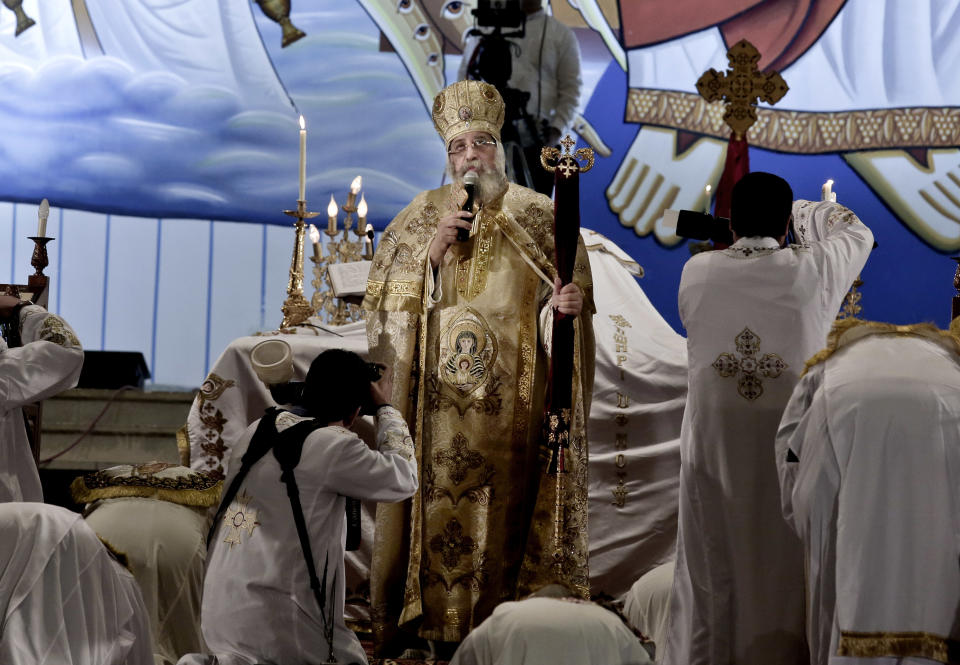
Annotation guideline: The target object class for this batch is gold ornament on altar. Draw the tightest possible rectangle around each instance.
[696,39,789,139]
[280,198,320,329]
[308,176,371,326]
[541,135,594,177]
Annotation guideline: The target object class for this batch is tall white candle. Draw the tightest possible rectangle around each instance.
[298,115,306,201]
[37,198,49,237]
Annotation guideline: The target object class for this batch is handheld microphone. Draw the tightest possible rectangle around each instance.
[459,171,478,242]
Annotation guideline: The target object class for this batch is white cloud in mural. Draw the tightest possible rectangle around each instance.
[0,3,445,226]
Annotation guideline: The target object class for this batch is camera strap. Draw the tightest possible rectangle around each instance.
[207,408,362,553]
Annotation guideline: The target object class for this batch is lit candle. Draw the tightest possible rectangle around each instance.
[298,115,306,202]
[821,179,836,203]
[327,195,338,234]
[37,198,49,237]
[348,175,361,203]
[308,224,321,261]
[357,194,367,226]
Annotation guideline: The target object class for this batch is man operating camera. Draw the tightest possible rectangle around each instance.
[458,0,582,195]
[188,349,418,665]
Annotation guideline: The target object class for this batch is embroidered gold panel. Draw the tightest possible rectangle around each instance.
[626,88,960,153]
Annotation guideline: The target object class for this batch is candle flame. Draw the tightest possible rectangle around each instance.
[704,184,712,193]
[825,178,834,188]
[327,195,338,217]
[350,175,362,194]
[308,224,320,244]
[299,115,305,131]
[357,194,368,218]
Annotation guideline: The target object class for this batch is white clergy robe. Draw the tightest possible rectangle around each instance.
[195,406,417,665]
[0,502,153,665]
[662,200,873,665]
[450,597,652,665]
[0,304,82,502]
[776,326,960,665]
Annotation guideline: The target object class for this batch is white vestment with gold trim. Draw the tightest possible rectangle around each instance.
[777,330,960,665]
[662,200,873,665]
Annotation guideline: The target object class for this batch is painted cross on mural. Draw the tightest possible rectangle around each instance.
[712,327,787,401]
[696,39,789,139]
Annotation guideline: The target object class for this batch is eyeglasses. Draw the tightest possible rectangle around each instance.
[447,136,498,155]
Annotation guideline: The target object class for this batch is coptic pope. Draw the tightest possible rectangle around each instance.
[363,79,595,650]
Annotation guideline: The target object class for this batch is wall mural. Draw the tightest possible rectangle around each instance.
[1,0,957,348]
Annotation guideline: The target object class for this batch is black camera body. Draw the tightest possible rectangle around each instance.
[473,0,525,31]
[269,361,385,416]
[674,209,734,246]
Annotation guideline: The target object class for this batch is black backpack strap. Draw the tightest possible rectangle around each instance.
[271,420,336,651]
[207,407,283,548]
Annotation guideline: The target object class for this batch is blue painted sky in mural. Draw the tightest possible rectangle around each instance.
[0,2,442,226]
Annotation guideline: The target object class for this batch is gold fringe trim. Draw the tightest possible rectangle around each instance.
[804,318,960,375]
[71,476,223,508]
[176,424,191,467]
[97,536,130,572]
[625,88,960,153]
[838,630,960,663]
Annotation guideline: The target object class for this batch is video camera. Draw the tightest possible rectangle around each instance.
[662,209,734,246]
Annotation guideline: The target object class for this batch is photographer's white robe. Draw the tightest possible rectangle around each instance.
[776,328,960,665]
[0,305,82,502]
[196,406,417,665]
[663,201,873,665]
[0,502,153,665]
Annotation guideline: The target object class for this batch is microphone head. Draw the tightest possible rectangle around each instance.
[463,171,479,188]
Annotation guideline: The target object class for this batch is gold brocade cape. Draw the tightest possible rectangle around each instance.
[363,182,596,645]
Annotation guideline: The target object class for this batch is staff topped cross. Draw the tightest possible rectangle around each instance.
[696,39,788,140]
[541,134,594,179]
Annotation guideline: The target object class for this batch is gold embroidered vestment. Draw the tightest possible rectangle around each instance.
[363,182,595,644]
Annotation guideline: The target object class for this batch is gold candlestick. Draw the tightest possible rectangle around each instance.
[26,236,52,305]
[280,199,320,328]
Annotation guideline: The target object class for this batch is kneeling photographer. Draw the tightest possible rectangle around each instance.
[191,349,417,665]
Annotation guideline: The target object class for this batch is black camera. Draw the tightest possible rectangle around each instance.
[360,362,386,416]
[473,0,525,30]
[663,209,733,246]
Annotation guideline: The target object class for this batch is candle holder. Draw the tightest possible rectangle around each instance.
[280,200,320,329]
[310,193,376,326]
[27,236,53,304]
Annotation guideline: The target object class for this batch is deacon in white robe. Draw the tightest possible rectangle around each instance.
[776,320,960,665]
[0,298,83,502]
[624,560,676,659]
[663,172,873,665]
[0,502,154,665]
[451,596,653,665]
[72,463,223,665]
[192,351,418,665]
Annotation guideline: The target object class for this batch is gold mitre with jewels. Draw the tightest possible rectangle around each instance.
[432,80,505,146]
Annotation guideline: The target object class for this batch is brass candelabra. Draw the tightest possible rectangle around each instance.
[279,199,320,328]
[309,184,372,326]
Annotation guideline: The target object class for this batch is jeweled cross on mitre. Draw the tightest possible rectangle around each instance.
[696,39,789,139]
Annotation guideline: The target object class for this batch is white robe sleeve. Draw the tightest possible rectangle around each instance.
[792,200,874,312]
[321,407,418,501]
[0,305,83,412]
[775,364,824,531]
